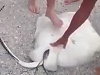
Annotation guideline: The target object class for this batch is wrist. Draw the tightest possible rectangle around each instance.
[62,34,69,39]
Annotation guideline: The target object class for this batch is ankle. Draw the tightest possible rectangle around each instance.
[47,7,55,12]
[46,9,55,15]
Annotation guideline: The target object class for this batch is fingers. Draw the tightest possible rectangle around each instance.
[50,43,66,48]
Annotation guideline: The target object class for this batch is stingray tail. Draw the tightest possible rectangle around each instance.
[0,38,43,68]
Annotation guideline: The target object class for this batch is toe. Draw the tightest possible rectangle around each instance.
[35,7,39,14]
[64,0,71,5]
[54,19,63,27]
[29,5,35,13]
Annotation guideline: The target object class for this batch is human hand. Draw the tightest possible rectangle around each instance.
[50,36,68,48]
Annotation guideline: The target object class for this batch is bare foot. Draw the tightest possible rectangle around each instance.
[64,0,80,5]
[28,0,39,14]
[46,10,63,27]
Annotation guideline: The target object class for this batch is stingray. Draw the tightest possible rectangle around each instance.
[1,12,100,72]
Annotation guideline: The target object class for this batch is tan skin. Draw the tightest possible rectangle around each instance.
[51,0,97,48]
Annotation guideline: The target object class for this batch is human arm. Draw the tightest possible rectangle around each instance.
[51,0,97,48]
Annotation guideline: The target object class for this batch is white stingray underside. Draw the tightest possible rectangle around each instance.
[29,12,100,71]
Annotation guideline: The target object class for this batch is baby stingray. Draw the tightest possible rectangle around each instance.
[29,12,100,71]
[1,12,100,72]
